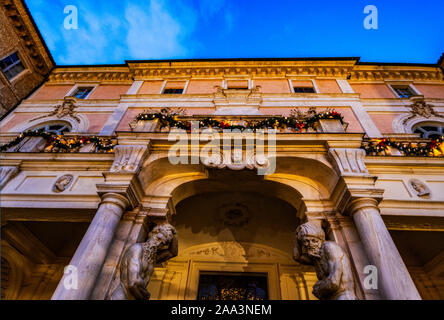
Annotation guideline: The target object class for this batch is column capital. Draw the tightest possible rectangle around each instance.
[346,197,380,216]
[97,175,144,209]
[336,185,384,216]
[100,192,130,210]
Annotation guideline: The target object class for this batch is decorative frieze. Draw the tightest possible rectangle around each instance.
[182,241,290,262]
[348,68,443,81]
[48,69,133,83]
[45,60,443,84]
[202,150,270,172]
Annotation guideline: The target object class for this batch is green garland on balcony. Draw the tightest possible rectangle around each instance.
[0,130,117,153]
[135,108,344,132]
[362,136,444,157]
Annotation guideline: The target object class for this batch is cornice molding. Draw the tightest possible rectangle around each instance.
[349,66,443,81]
[48,68,133,84]
[45,60,444,84]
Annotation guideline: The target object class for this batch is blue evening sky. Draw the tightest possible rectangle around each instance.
[25,0,444,65]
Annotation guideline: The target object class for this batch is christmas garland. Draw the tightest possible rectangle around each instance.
[135,108,344,132]
[362,136,444,157]
[0,130,117,153]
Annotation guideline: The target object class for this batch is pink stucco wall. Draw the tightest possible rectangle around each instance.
[88,85,131,99]
[86,113,111,133]
[29,85,73,100]
[0,113,41,132]
[316,80,342,93]
[350,83,396,98]
[254,80,290,93]
[414,84,444,99]
[138,81,164,94]
[186,80,222,94]
[368,113,400,133]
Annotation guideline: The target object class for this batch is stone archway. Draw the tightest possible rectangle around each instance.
[138,160,336,300]
[99,153,339,301]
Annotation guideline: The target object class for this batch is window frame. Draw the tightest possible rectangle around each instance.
[289,79,318,93]
[412,121,444,139]
[32,121,72,135]
[388,83,421,99]
[66,84,98,99]
[0,51,26,81]
[160,80,189,94]
[162,88,184,94]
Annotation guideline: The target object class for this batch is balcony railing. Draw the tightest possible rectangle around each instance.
[0,131,117,153]
[129,108,348,133]
[361,137,444,157]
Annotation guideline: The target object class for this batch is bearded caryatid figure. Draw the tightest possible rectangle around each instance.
[293,221,357,300]
[108,223,178,300]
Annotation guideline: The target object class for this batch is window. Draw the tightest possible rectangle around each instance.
[392,86,416,98]
[197,273,268,300]
[71,87,93,99]
[228,87,249,90]
[293,87,315,93]
[0,52,25,80]
[35,123,71,135]
[413,122,444,139]
[163,88,183,94]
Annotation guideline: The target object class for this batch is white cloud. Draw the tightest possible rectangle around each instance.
[125,0,196,59]
[57,4,127,64]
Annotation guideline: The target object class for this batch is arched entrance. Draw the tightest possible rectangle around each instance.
[139,161,336,300]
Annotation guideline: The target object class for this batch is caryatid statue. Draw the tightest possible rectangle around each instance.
[293,221,358,300]
[109,222,178,300]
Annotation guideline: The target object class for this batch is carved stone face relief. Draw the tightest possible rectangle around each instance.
[52,174,74,193]
[409,179,431,197]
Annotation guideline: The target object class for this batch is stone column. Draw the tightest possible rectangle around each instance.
[52,192,129,300]
[347,197,421,300]
[90,209,148,300]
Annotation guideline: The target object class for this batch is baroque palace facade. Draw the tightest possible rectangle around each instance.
[1,57,444,300]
